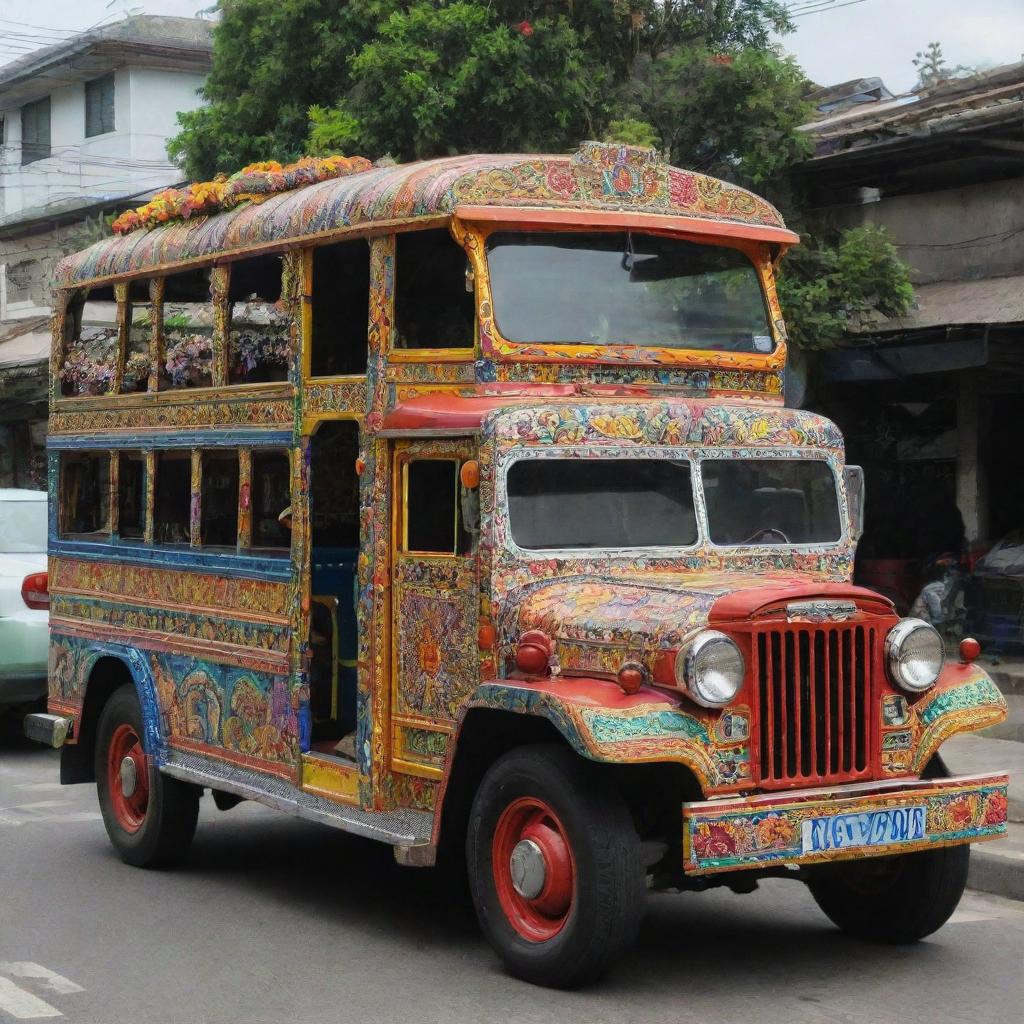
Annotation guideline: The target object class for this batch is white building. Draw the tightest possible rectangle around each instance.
[0,15,212,487]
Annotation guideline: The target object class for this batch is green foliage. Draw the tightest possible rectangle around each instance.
[624,45,813,186]
[168,0,402,178]
[776,226,914,350]
[309,4,604,160]
[603,117,661,150]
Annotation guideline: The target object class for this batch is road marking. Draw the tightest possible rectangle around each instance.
[0,977,61,1019]
[0,801,102,827]
[0,965,83,996]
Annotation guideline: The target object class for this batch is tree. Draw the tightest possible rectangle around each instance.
[168,0,402,179]
[775,226,914,351]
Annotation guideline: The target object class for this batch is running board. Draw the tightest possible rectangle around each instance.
[162,749,433,847]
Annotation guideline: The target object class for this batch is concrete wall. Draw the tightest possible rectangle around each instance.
[0,65,205,223]
[826,177,1024,285]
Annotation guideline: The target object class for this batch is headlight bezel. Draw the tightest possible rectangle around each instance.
[676,630,745,708]
[885,617,945,693]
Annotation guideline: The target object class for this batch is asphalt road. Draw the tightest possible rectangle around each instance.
[3,717,1023,1024]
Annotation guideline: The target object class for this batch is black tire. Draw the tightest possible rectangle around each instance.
[808,843,969,943]
[809,751,969,943]
[95,685,199,868]
[466,743,645,988]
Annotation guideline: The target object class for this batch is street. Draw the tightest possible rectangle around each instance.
[1,723,1022,1024]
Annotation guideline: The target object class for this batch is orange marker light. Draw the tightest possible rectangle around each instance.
[460,459,480,489]
[355,457,366,477]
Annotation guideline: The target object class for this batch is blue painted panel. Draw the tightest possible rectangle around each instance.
[48,430,294,450]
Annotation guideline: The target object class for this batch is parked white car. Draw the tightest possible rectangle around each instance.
[0,489,48,711]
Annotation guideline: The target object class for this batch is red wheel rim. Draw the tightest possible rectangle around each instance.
[492,797,575,942]
[107,723,149,833]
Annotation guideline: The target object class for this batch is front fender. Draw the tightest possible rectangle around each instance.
[464,676,751,792]
[910,662,1007,772]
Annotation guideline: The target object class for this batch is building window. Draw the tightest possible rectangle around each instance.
[403,459,472,555]
[394,230,475,350]
[85,74,115,137]
[21,96,50,164]
[60,453,110,539]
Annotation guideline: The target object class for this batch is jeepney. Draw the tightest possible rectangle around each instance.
[26,143,1008,988]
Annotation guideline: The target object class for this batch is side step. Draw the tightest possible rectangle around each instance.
[162,748,433,847]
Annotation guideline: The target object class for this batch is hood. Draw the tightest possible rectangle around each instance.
[506,571,891,677]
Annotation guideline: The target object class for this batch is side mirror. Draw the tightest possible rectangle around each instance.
[844,465,865,541]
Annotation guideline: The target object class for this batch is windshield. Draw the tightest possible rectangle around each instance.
[507,458,697,550]
[701,460,842,545]
[0,499,48,553]
[486,231,773,352]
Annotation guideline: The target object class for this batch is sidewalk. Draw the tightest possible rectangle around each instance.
[942,733,1024,902]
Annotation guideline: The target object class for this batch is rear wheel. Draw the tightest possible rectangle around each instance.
[466,744,644,988]
[95,685,199,867]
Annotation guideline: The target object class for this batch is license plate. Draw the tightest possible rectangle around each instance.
[801,805,927,853]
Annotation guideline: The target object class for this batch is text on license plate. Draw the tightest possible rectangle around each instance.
[801,805,927,853]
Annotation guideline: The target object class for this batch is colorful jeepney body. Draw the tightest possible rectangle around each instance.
[33,143,1007,985]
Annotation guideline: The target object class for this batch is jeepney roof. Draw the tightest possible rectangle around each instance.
[380,391,843,453]
[55,143,795,287]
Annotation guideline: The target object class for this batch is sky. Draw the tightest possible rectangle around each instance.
[1,0,1023,95]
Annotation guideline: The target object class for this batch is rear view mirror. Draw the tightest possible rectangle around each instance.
[844,465,865,541]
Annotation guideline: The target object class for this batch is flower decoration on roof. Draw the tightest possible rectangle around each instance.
[111,154,372,235]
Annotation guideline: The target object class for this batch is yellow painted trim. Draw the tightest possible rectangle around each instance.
[390,756,444,781]
[300,247,314,380]
[301,753,360,805]
[391,713,456,734]
[387,348,475,364]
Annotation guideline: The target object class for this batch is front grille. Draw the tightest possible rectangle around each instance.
[754,625,876,787]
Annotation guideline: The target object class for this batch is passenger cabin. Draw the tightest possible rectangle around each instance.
[48,142,798,821]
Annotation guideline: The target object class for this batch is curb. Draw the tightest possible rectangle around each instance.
[967,827,1024,903]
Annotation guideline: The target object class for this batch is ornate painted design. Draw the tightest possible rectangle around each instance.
[49,390,294,435]
[152,653,298,768]
[57,146,787,287]
[684,775,1008,875]
[303,380,367,419]
[50,557,289,618]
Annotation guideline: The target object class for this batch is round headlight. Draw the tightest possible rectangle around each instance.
[677,631,745,708]
[886,618,944,692]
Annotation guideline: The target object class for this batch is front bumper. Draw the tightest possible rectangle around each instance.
[683,773,1008,875]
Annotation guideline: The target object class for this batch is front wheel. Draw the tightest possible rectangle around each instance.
[95,685,199,868]
[466,744,645,988]
[808,843,969,943]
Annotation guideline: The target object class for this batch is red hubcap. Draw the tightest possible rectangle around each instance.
[492,797,575,941]
[107,723,149,833]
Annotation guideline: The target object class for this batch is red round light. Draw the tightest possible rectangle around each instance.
[959,637,981,664]
[617,666,644,695]
[515,630,552,675]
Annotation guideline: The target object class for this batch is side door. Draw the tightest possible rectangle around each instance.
[391,440,478,778]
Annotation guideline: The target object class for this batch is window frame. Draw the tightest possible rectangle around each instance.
[389,228,477,362]
[401,456,473,558]
[58,450,112,540]
[21,96,50,165]
[84,73,115,138]
[248,448,293,556]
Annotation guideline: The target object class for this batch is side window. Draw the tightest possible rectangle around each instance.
[310,239,370,376]
[21,96,50,164]
[228,255,290,384]
[85,73,115,137]
[251,450,291,551]
[117,451,146,539]
[404,459,472,555]
[60,286,117,396]
[154,452,191,544]
[60,452,110,538]
[201,451,240,547]
[124,279,152,393]
[394,230,475,350]
[163,268,213,389]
